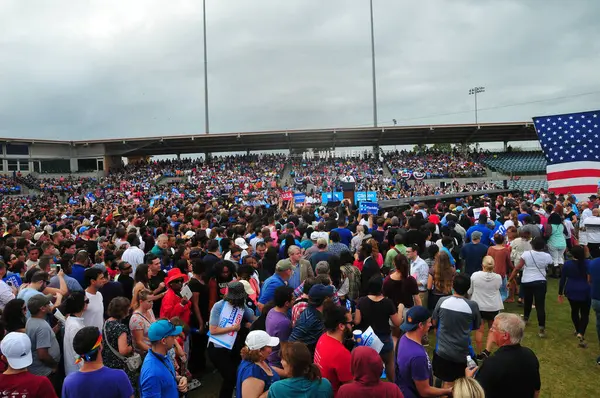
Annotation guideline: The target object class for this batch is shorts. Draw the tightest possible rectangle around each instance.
[480,310,499,321]
[432,352,467,382]
[378,333,394,355]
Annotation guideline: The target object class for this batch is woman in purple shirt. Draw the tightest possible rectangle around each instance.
[265,286,294,376]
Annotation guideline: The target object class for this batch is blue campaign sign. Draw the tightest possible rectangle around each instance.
[294,193,306,204]
[354,191,378,203]
[321,192,343,205]
[359,201,379,214]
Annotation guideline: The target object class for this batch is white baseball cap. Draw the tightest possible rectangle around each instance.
[234,237,249,250]
[0,332,33,369]
[245,330,279,350]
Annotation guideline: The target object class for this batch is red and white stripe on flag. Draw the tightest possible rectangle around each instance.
[546,161,600,197]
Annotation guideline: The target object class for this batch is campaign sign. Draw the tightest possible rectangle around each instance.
[354,191,378,203]
[359,201,379,214]
[207,302,244,350]
[294,193,306,204]
[472,207,491,220]
[281,191,293,201]
[361,326,384,353]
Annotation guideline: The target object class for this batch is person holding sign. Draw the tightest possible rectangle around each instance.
[208,281,255,398]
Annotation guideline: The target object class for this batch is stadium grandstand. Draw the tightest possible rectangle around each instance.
[484,150,547,175]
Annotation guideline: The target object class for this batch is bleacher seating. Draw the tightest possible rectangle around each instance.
[494,179,548,191]
[484,151,546,174]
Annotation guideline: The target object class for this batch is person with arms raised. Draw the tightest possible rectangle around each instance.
[0,332,57,398]
[62,326,134,398]
[25,294,62,394]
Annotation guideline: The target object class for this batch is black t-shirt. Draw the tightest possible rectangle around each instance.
[405,229,426,254]
[187,277,209,328]
[99,281,124,317]
[371,229,385,244]
[475,344,541,398]
[148,271,166,318]
[117,275,134,301]
[356,296,396,336]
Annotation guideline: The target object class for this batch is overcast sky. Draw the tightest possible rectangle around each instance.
[1,0,600,142]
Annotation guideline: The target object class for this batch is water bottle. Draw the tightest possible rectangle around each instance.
[466,355,477,370]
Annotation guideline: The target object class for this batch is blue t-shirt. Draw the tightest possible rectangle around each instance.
[17,288,43,318]
[332,228,353,246]
[559,260,591,301]
[466,223,493,244]
[140,350,179,398]
[62,366,133,398]
[395,334,432,398]
[259,273,286,304]
[460,242,489,276]
[236,360,280,398]
[588,258,600,301]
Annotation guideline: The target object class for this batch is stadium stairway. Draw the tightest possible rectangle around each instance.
[279,162,294,188]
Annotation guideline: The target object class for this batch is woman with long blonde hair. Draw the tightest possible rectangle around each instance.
[427,251,455,311]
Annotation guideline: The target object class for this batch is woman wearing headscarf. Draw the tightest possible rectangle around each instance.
[337,346,404,398]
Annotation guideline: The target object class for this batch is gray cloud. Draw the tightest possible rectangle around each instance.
[1,0,600,141]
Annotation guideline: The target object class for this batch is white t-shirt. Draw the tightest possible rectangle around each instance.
[583,216,600,244]
[122,246,145,272]
[520,250,553,283]
[83,290,104,330]
[64,316,85,376]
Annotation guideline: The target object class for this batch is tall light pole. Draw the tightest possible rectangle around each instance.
[203,0,210,134]
[468,86,485,124]
[369,0,378,127]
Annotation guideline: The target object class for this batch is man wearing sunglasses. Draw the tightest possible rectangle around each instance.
[140,319,188,398]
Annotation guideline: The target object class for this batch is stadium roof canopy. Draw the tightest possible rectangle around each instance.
[1,121,537,156]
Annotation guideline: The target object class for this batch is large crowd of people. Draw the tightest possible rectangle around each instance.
[383,149,487,179]
[0,160,597,398]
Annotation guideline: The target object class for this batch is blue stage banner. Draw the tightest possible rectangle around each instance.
[294,193,306,204]
[321,192,344,205]
[354,191,378,203]
[359,201,379,214]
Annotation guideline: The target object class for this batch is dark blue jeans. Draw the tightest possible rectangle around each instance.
[592,299,600,344]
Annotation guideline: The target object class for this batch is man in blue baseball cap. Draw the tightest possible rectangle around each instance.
[139,319,187,398]
[395,306,452,398]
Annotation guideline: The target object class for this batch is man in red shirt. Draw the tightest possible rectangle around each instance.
[0,332,57,398]
[314,304,354,396]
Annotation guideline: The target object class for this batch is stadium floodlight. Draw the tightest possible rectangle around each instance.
[370,0,378,128]
[203,0,209,134]
[468,86,486,124]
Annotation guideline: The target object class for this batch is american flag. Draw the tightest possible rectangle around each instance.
[533,110,600,197]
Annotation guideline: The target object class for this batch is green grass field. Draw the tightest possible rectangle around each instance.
[191,278,599,398]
